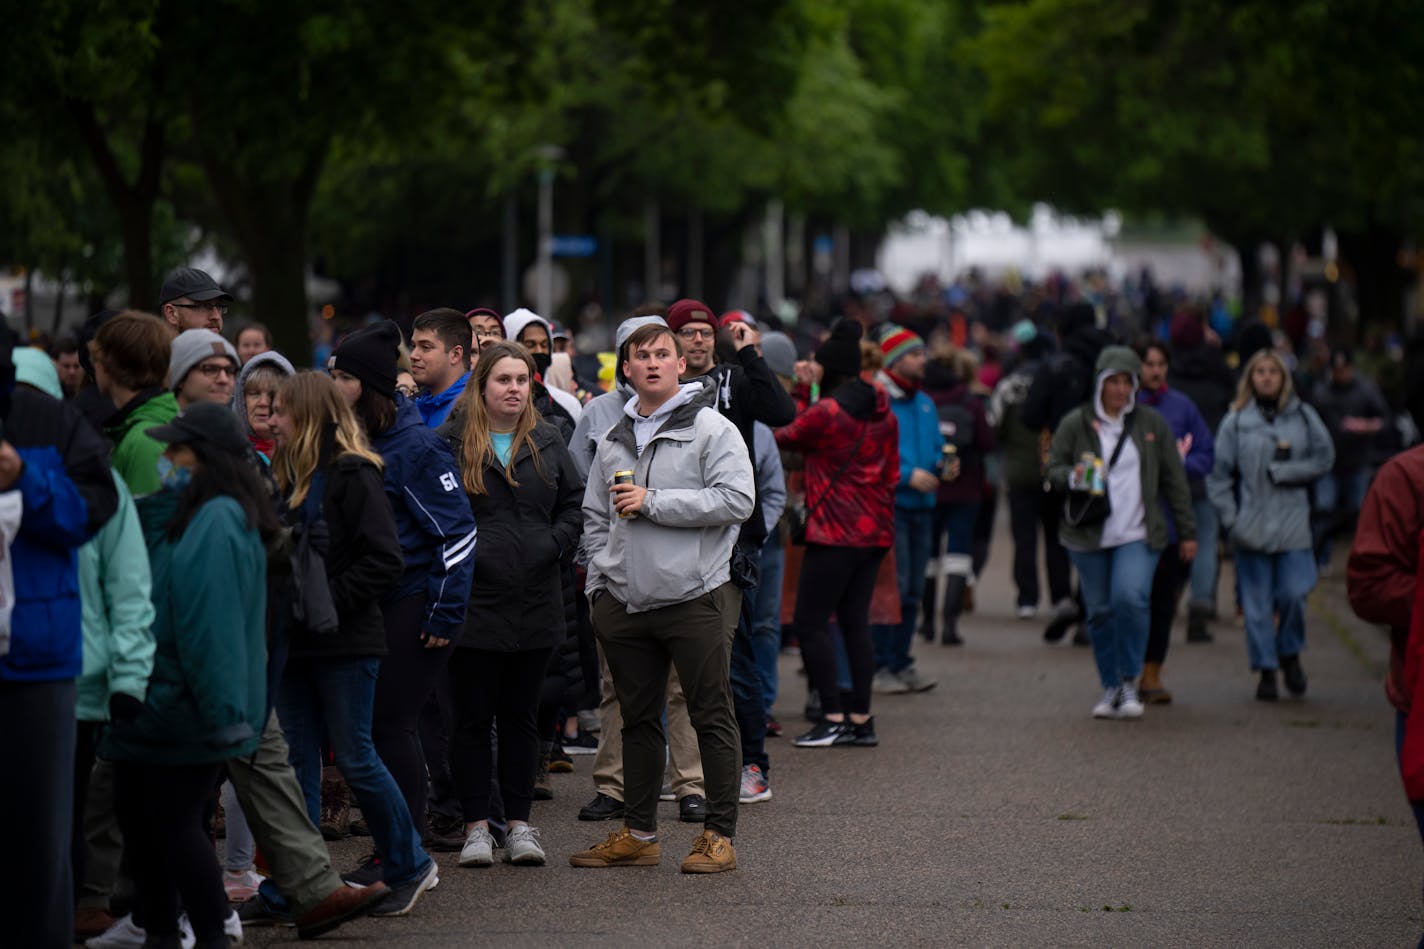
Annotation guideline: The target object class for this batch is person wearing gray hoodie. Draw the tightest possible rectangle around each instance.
[232,349,296,460]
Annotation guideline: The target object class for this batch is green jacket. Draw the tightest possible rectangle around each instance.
[107,392,179,496]
[76,471,156,722]
[101,491,267,765]
[1046,347,1195,552]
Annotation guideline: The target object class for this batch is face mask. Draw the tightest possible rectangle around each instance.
[531,352,552,377]
[157,456,193,492]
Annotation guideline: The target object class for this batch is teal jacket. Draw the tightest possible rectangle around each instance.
[76,471,156,722]
[101,491,267,765]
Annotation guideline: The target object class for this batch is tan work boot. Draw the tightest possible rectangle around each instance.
[1138,662,1173,704]
[569,828,661,868]
[680,829,737,874]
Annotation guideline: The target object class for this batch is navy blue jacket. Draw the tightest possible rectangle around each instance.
[4,388,118,681]
[371,397,477,640]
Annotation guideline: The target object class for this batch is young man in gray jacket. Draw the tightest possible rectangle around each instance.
[571,323,754,874]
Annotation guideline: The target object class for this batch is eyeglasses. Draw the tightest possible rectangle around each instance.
[396,385,418,398]
[171,301,231,317]
[473,329,504,340]
[676,327,714,341]
[195,362,236,379]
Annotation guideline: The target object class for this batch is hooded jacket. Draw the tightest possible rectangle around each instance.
[106,389,180,496]
[232,350,295,457]
[105,489,264,765]
[446,420,583,649]
[1047,347,1195,552]
[416,371,469,429]
[1207,393,1334,554]
[76,471,156,721]
[774,378,899,548]
[583,377,754,612]
[371,397,478,641]
[878,370,944,512]
[503,308,553,347]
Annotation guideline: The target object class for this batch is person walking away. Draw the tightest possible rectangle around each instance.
[572,323,753,873]
[1311,347,1387,574]
[775,321,899,747]
[441,342,582,869]
[1134,339,1214,702]
[1208,349,1334,700]
[1046,346,1196,719]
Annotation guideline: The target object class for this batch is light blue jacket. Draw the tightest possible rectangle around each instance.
[879,372,944,512]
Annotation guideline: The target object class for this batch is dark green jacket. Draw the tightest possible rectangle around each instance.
[1047,403,1195,553]
[102,491,267,765]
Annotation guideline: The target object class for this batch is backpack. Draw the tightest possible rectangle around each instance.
[938,397,978,458]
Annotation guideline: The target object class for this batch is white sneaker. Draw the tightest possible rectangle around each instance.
[1016,605,1036,620]
[872,668,910,694]
[458,825,495,867]
[1092,686,1120,719]
[503,823,547,865]
[1117,683,1145,719]
[178,910,242,948]
[86,914,145,949]
[222,868,263,902]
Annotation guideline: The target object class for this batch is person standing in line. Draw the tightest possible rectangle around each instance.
[157,268,230,334]
[269,372,439,917]
[233,350,296,461]
[1208,349,1334,701]
[235,323,274,365]
[90,312,179,495]
[775,320,900,748]
[169,329,240,411]
[868,325,942,694]
[411,308,473,428]
[1046,346,1196,720]
[327,322,478,863]
[571,323,753,873]
[1133,339,1214,703]
[442,342,583,869]
[466,308,506,355]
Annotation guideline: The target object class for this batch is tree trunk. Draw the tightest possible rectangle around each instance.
[51,271,67,336]
[248,226,311,362]
[1337,223,1408,336]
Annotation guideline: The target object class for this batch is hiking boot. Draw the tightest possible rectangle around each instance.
[293,882,389,940]
[940,575,967,645]
[1117,683,1145,719]
[678,794,708,823]
[426,825,466,853]
[739,764,772,803]
[503,824,546,866]
[368,860,438,918]
[792,719,853,748]
[872,668,909,695]
[896,666,937,693]
[578,792,625,821]
[341,852,384,888]
[1186,603,1214,642]
[458,825,495,868]
[1281,654,1308,696]
[1092,686,1120,719]
[1256,669,1280,702]
[319,766,350,840]
[848,716,879,747]
[680,830,737,874]
[569,828,661,868]
[548,743,574,773]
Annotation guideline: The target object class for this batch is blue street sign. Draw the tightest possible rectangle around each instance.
[551,235,598,258]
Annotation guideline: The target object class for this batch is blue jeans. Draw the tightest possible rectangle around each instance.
[1313,468,1371,568]
[872,507,935,674]
[1069,542,1160,689]
[277,657,431,886]
[750,534,786,718]
[1234,548,1315,670]
[731,583,769,773]
[934,501,979,560]
[1187,494,1219,608]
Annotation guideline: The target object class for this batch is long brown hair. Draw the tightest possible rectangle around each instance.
[1232,349,1295,412]
[272,371,383,507]
[457,341,545,495]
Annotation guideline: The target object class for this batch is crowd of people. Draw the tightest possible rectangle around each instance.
[5,261,1421,947]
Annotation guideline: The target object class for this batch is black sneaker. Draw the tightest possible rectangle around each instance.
[1256,669,1279,702]
[563,731,598,755]
[368,860,438,918]
[342,852,384,888]
[1281,655,1307,696]
[577,792,625,821]
[792,720,852,748]
[678,794,708,823]
[848,717,878,747]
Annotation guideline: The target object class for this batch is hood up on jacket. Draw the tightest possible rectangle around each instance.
[232,350,296,438]
[13,348,62,400]
[504,308,553,346]
[1092,345,1140,421]
[831,377,891,422]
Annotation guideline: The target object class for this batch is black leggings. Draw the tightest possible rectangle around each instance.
[372,593,454,841]
[113,761,226,942]
[1147,543,1187,664]
[793,545,888,717]
[449,646,554,824]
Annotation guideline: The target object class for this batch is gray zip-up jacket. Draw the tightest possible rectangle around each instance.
[1207,395,1334,553]
[582,377,754,613]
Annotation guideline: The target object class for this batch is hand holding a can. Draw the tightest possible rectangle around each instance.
[611,472,647,518]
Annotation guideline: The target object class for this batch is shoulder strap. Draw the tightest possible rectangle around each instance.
[1106,411,1134,471]
[806,421,869,519]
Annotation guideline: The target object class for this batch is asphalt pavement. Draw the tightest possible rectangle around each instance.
[243,524,1422,947]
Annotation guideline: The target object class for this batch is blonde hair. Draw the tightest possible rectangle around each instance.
[1232,349,1295,411]
[272,371,383,507]
[457,341,546,496]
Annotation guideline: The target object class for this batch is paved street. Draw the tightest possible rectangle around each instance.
[245,528,1421,947]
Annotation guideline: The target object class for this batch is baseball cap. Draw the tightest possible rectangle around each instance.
[146,401,250,454]
[160,267,232,305]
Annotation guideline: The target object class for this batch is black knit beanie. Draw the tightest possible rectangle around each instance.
[814,319,864,378]
[329,320,401,398]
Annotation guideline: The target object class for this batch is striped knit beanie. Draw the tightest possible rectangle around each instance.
[878,324,923,368]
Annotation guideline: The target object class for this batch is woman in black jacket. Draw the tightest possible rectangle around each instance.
[269,371,438,917]
[441,342,583,869]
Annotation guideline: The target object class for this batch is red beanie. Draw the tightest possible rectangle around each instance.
[667,299,716,333]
